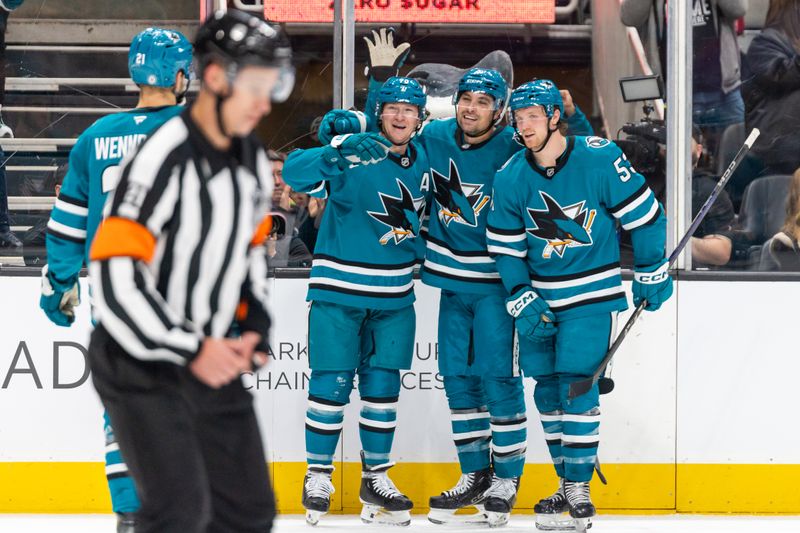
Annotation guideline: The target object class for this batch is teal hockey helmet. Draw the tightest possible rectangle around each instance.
[129,28,193,88]
[453,67,508,110]
[375,76,428,121]
[508,79,563,128]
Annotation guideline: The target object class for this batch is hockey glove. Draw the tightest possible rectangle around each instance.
[40,265,80,327]
[322,133,392,169]
[633,259,673,311]
[363,28,411,82]
[505,286,557,341]
[317,109,367,145]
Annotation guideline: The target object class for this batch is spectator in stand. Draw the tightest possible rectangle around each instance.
[761,168,800,271]
[690,127,737,268]
[620,0,747,153]
[266,149,312,267]
[742,0,800,175]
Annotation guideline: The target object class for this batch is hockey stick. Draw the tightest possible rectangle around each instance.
[568,128,760,400]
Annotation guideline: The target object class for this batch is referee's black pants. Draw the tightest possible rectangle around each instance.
[89,325,275,533]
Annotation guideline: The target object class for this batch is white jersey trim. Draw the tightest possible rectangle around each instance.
[487,244,527,258]
[622,200,659,231]
[486,229,527,243]
[532,266,621,290]
[54,197,89,217]
[312,258,415,277]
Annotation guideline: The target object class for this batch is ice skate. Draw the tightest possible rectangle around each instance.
[481,474,519,528]
[115,512,136,533]
[534,478,577,531]
[359,453,413,526]
[302,464,335,526]
[564,480,595,532]
[427,467,492,525]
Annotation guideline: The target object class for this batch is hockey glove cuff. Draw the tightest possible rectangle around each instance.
[40,265,80,327]
[323,133,392,169]
[363,28,410,82]
[505,286,557,341]
[633,259,673,311]
[317,109,367,145]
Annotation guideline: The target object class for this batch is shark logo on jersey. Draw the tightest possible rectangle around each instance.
[368,178,425,245]
[586,136,610,149]
[432,160,490,227]
[527,191,597,259]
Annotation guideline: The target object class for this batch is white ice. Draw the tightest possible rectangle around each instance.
[0,514,799,533]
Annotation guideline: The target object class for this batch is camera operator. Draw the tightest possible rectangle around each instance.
[618,119,736,268]
[689,127,737,268]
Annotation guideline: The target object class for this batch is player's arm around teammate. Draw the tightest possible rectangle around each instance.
[283,77,430,528]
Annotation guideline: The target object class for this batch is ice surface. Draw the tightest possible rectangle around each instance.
[0,514,798,533]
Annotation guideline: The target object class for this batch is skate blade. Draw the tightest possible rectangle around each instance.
[535,513,592,531]
[427,507,490,526]
[481,507,510,529]
[305,509,326,526]
[360,503,411,527]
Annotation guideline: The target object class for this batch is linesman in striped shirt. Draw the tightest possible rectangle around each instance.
[39,27,192,532]
[86,11,294,533]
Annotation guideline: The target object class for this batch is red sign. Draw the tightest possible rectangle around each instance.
[265,0,555,24]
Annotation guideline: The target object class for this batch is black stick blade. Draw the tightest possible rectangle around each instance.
[569,377,595,399]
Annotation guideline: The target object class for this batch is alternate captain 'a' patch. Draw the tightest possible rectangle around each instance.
[527,191,597,259]
[368,178,425,245]
[432,159,490,227]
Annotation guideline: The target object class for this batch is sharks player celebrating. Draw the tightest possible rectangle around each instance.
[39,27,191,533]
[318,30,594,527]
[282,76,429,527]
[486,80,672,532]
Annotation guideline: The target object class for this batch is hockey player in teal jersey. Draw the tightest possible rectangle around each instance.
[486,80,672,532]
[39,27,192,533]
[283,76,429,527]
[318,30,595,526]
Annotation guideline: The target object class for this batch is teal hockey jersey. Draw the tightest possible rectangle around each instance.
[46,105,183,282]
[363,77,595,296]
[283,142,428,310]
[416,119,520,296]
[486,136,666,320]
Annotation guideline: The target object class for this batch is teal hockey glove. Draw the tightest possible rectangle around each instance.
[633,259,673,311]
[40,265,81,327]
[317,109,367,145]
[505,286,557,341]
[363,27,410,82]
[322,133,392,169]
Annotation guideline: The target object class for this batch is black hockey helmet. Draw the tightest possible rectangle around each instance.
[194,10,294,102]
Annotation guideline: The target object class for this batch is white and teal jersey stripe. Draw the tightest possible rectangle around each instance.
[308,255,417,309]
[416,119,520,296]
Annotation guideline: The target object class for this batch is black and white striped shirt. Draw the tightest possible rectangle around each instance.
[89,109,273,365]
